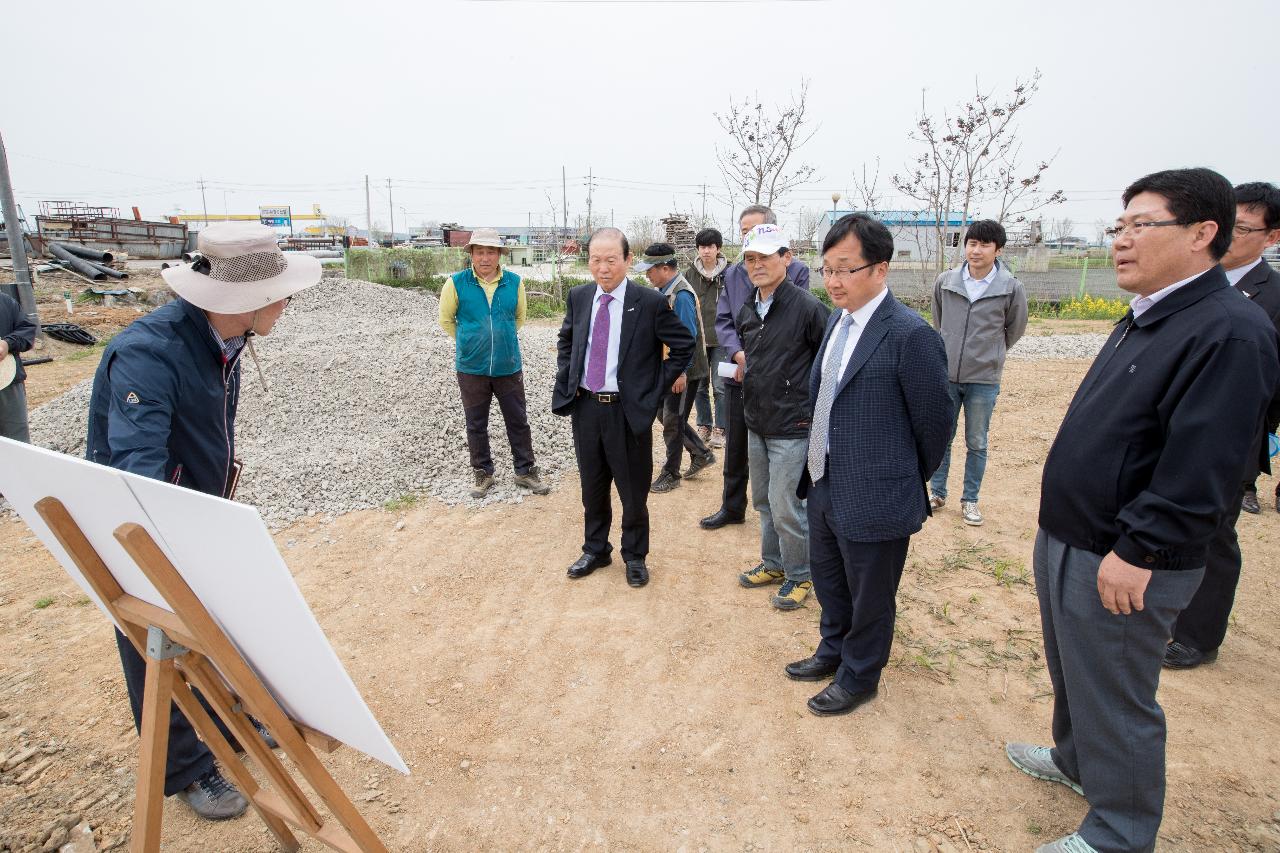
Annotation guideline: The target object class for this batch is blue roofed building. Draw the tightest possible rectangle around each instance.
[817,209,969,264]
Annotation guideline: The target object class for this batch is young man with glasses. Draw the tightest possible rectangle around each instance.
[1006,169,1279,853]
[928,219,1028,526]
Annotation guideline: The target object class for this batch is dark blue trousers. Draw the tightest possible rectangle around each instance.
[807,477,910,694]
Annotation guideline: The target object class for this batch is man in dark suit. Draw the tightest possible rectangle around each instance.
[784,214,951,716]
[1164,180,1280,670]
[552,228,694,588]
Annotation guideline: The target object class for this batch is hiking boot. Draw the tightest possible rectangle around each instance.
[696,425,713,443]
[651,471,680,493]
[710,428,726,449]
[738,563,785,588]
[683,451,716,479]
[1241,491,1261,514]
[514,466,551,496]
[176,768,249,821]
[1005,743,1083,796]
[929,493,945,510]
[961,500,983,526]
[470,469,495,499]
[771,579,812,610]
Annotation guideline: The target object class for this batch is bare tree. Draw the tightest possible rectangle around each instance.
[626,216,664,251]
[848,158,886,215]
[715,80,819,209]
[891,70,1065,272]
[1050,217,1076,249]
[1093,218,1110,248]
[793,208,821,248]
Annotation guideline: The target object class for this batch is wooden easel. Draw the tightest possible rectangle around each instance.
[34,497,390,853]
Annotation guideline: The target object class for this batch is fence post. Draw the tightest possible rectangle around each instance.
[1077,256,1090,300]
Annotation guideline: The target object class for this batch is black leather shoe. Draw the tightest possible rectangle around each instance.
[625,559,649,587]
[785,655,840,682]
[807,683,877,716]
[1242,491,1261,515]
[699,508,745,530]
[1162,641,1218,669]
[567,552,611,579]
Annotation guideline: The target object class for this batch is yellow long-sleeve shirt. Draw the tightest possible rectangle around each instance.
[438,267,527,336]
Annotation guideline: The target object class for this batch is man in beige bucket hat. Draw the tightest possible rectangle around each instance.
[438,227,550,498]
[84,222,321,821]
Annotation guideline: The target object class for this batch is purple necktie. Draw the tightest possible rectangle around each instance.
[584,293,614,392]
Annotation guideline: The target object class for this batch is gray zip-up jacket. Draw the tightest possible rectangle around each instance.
[930,260,1028,384]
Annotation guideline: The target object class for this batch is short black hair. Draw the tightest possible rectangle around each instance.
[642,242,679,267]
[695,228,723,249]
[964,219,1006,249]
[1235,181,1280,231]
[1122,168,1236,260]
[587,227,630,258]
[821,213,893,265]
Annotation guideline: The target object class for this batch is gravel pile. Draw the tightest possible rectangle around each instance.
[26,278,575,526]
[1007,333,1109,360]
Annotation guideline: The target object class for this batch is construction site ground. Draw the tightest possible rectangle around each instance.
[1,291,1279,851]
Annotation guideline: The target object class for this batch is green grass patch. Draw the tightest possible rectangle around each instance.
[382,493,420,512]
[34,596,55,609]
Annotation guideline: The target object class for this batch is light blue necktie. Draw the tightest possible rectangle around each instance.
[807,314,856,483]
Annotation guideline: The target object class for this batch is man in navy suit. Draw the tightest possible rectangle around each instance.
[785,214,952,716]
[552,228,694,588]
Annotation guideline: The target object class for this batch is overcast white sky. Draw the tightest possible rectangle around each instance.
[5,0,1276,240]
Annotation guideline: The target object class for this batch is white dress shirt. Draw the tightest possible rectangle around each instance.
[1130,267,1211,318]
[962,262,997,302]
[826,287,890,385]
[582,278,627,392]
[1225,257,1265,287]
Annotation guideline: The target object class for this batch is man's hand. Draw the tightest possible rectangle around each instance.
[733,350,745,383]
[671,373,687,395]
[1097,551,1153,615]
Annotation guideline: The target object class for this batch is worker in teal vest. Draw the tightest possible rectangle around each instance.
[439,228,550,498]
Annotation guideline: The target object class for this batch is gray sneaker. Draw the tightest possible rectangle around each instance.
[961,500,984,526]
[176,769,249,821]
[470,469,495,499]
[1006,742,1083,796]
[514,466,551,495]
[1036,833,1099,853]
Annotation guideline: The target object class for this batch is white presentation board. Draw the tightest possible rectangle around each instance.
[0,437,408,775]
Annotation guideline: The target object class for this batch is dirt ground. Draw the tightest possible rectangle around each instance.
[2,317,1279,852]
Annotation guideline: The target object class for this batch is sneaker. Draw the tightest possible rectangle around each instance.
[771,579,812,610]
[1005,743,1083,796]
[1035,833,1099,853]
[470,469,495,499]
[683,451,716,479]
[929,493,945,510]
[514,466,551,495]
[651,471,680,493]
[696,425,713,443]
[1241,491,1261,514]
[738,563,785,588]
[710,428,726,449]
[176,768,249,821]
[961,500,983,526]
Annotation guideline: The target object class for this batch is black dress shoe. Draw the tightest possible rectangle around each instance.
[807,683,877,716]
[625,559,649,587]
[785,655,840,682]
[1242,491,1261,515]
[1162,641,1218,669]
[699,508,745,530]
[567,551,611,579]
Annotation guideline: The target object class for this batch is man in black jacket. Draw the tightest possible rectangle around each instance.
[1005,169,1279,853]
[1164,180,1280,670]
[732,224,829,610]
[552,228,694,588]
[0,290,37,442]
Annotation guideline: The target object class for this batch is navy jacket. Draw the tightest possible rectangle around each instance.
[1039,266,1279,570]
[715,258,810,385]
[86,298,243,497]
[0,291,37,384]
[1234,258,1280,444]
[799,291,953,541]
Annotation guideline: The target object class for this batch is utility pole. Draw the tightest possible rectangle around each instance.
[584,167,597,231]
[701,182,707,224]
[198,177,209,226]
[387,178,394,246]
[0,130,36,327]
[365,174,372,243]
[561,165,568,238]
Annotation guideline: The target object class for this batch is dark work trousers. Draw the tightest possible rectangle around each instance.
[661,378,711,478]
[572,395,652,561]
[0,381,30,443]
[1171,485,1245,652]
[1034,529,1203,853]
[807,476,910,694]
[717,382,749,517]
[456,371,536,476]
[1243,473,1280,498]
[115,629,236,796]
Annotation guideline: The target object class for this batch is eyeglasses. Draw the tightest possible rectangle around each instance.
[818,262,877,280]
[1233,223,1272,236]
[1104,220,1185,239]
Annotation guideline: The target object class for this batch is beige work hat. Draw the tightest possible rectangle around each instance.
[464,228,508,252]
[161,222,322,314]
[0,353,14,391]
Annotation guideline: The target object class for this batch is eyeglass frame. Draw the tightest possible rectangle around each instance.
[1232,223,1275,237]
[1103,219,1188,239]
[818,261,880,280]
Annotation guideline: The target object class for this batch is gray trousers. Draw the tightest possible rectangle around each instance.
[1035,529,1203,853]
[0,381,29,443]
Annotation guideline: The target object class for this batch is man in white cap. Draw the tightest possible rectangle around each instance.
[85,222,321,822]
[438,228,549,498]
[0,289,36,442]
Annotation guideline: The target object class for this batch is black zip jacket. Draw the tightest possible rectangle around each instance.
[1039,266,1279,570]
[734,279,830,439]
[0,291,37,384]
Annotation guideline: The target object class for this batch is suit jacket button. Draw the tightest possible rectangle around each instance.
[1144,556,1155,564]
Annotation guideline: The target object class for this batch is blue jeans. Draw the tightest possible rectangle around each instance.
[930,382,999,503]
[694,345,727,429]
[747,431,810,582]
